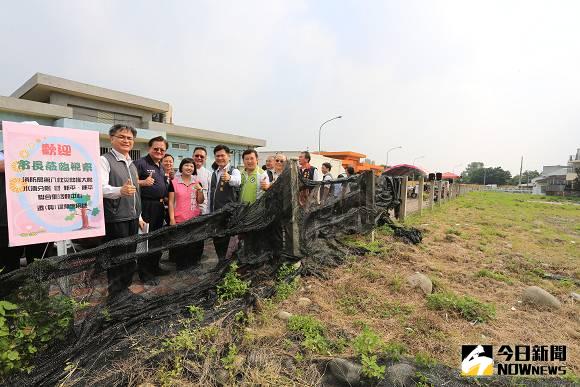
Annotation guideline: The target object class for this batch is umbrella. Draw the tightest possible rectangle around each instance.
[442,172,460,180]
[383,164,427,177]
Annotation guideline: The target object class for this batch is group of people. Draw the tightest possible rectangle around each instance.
[100,124,319,298]
[0,122,356,299]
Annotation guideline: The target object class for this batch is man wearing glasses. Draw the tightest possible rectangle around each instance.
[100,124,142,298]
[192,147,211,215]
[133,136,170,285]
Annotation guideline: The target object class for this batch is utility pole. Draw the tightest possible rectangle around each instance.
[518,156,523,186]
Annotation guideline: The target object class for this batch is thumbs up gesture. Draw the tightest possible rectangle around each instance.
[221,170,231,182]
[144,171,155,186]
[121,178,136,196]
[260,176,270,191]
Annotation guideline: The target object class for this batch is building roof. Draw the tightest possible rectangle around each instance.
[145,121,266,147]
[0,96,73,119]
[317,151,366,160]
[11,73,170,113]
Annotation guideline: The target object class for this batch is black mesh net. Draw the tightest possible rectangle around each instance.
[0,163,407,386]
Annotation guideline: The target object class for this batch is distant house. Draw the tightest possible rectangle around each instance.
[317,151,384,176]
[532,165,568,196]
[565,148,580,192]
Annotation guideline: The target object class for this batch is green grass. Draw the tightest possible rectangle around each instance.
[475,269,513,284]
[426,291,495,323]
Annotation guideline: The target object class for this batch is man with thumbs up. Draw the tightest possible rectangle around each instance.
[133,136,170,285]
[100,124,142,299]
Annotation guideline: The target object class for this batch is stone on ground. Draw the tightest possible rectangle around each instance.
[571,292,580,302]
[407,272,433,295]
[326,358,362,386]
[297,297,312,307]
[522,286,561,310]
[277,310,292,321]
[387,363,416,387]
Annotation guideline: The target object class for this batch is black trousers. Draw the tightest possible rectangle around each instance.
[213,236,231,262]
[105,219,138,296]
[171,240,204,270]
[139,200,165,281]
[0,226,50,273]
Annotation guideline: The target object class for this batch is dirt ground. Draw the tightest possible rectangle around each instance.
[258,191,579,379]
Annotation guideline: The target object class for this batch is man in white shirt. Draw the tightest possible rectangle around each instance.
[100,124,144,299]
[192,147,212,215]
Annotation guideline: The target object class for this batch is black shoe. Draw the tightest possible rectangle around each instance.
[144,278,160,286]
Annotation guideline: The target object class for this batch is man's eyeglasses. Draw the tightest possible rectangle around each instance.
[152,147,166,153]
[113,135,134,142]
[194,154,206,159]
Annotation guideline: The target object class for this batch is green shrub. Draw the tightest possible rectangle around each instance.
[414,352,437,368]
[360,353,385,379]
[287,315,331,354]
[217,263,250,302]
[353,326,384,356]
[186,305,204,324]
[427,291,495,323]
[353,327,386,380]
[384,342,407,361]
[0,285,79,376]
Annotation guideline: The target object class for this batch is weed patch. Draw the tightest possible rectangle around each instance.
[427,291,495,323]
[475,269,513,284]
[217,263,250,302]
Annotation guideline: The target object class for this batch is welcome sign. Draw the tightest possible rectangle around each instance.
[2,121,105,246]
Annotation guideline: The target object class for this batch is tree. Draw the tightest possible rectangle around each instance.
[468,167,512,185]
[510,170,540,186]
[64,194,100,229]
[461,162,484,182]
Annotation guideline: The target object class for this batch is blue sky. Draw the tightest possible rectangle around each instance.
[1,0,579,175]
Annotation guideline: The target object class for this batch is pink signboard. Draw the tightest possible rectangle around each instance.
[2,121,105,246]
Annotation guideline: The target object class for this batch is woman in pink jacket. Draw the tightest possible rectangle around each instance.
[168,157,204,270]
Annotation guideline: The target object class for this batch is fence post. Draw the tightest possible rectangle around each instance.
[288,159,302,257]
[399,176,408,221]
[418,176,424,215]
[429,180,434,210]
[363,171,376,225]
[437,180,443,206]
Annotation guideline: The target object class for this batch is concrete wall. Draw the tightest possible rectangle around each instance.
[49,92,155,126]
[166,135,248,169]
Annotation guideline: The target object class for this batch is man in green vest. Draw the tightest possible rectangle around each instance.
[240,149,270,204]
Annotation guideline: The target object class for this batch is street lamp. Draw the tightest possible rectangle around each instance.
[412,155,425,166]
[385,146,402,168]
[318,115,342,152]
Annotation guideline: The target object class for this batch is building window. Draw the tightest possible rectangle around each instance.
[152,113,165,123]
[71,105,141,127]
[172,143,189,151]
[100,147,141,160]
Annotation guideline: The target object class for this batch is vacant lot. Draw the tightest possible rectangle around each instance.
[245,192,579,381]
[103,192,579,385]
